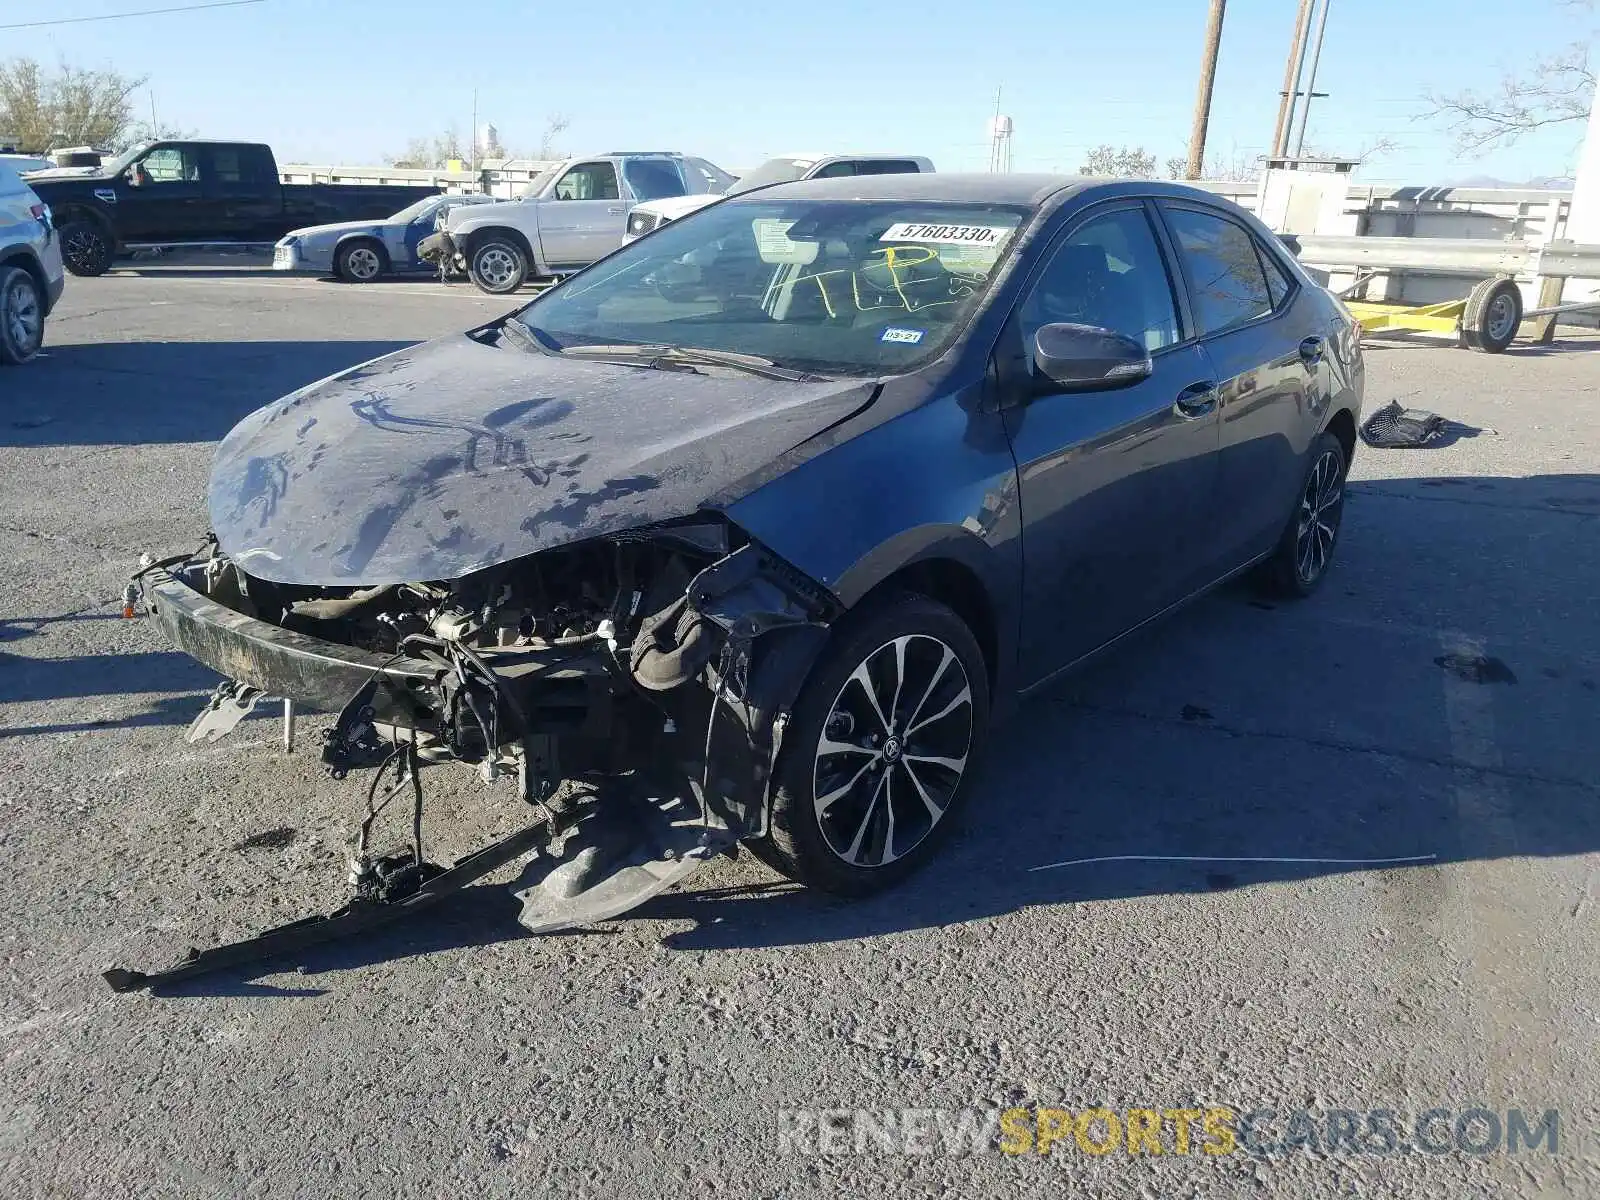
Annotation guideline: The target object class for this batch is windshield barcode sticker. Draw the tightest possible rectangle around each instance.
[880,222,1009,246]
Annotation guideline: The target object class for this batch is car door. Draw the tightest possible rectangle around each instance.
[115,145,205,242]
[195,144,268,240]
[538,160,626,268]
[1157,203,1324,573]
[999,200,1221,682]
[394,196,447,267]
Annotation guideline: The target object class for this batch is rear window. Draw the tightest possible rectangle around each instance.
[1164,206,1273,336]
[623,158,687,202]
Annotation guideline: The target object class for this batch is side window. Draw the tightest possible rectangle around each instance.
[133,147,198,185]
[622,158,686,202]
[860,160,922,175]
[1260,242,1293,308]
[208,147,243,184]
[1018,207,1182,357]
[811,161,859,179]
[553,162,620,201]
[241,145,277,185]
[1165,207,1273,335]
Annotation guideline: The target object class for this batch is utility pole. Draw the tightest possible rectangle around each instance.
[1291,0,1334,157]
[1184,0,1228,179]
[470,88,478,175]
[1270,0,1313,158]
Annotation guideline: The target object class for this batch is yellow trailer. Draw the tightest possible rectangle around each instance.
[1341,275,1524,354]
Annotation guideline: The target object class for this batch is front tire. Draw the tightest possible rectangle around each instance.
[1259,432,1347,598]
[59,221,112,277]
[0,266,44,364]
[468,236,529,295]
[335,239,386,283]
[751,594,990,895]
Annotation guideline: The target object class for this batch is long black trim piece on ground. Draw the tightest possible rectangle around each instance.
[102,821,550,993]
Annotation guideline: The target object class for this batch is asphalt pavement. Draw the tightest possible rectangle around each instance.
[1,266,1597,1199]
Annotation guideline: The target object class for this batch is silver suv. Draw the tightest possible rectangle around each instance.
[441,151,733,294]
[0,161,65,364]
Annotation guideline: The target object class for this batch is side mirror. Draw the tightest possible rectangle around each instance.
[123,167,141,187]
[1032,322,1152,391]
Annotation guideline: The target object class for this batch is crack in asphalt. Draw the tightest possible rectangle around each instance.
[0,523,140,557]
[1350,482,1600,518]
[1048,697,1600,794]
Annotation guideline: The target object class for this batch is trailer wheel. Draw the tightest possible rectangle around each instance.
[1461,276,1522,354]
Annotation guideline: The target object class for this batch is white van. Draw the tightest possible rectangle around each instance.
[0,160,65,363]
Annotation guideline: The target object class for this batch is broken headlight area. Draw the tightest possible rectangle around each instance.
[113,518,839,991]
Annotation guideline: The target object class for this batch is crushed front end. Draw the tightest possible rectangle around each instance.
[113,517,838,990]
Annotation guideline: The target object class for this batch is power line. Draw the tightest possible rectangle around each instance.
[0,0,265,31]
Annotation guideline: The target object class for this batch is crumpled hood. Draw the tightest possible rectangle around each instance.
[209,332,874,586]
[282,218,384,244]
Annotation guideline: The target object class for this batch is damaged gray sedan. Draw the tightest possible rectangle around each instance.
[112,174,1363,989]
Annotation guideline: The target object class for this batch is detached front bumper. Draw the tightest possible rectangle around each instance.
[138,564,436,713]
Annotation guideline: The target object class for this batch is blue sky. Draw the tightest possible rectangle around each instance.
[10,0,1595,182]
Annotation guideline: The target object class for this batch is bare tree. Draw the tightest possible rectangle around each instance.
[390,127,467,169]
[117,118,198,150]
[1425,2,1595,154]
[1079,144,1158,178]
[1165,148,1262,181]
[0,57,145,152]
[537,114,570,160]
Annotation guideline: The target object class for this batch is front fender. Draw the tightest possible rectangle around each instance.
[331,229,387,265]
[449,211,545,273]
[721,381,1024,707]
[47,200,118,247]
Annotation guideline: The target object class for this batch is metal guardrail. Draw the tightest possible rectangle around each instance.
[1283,235,1600,281]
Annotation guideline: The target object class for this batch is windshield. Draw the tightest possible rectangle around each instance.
[727,158,814,196]
[101,143,154,176]
[516,198,1028,376]
[517,168,558,198]
[390,195,445,223]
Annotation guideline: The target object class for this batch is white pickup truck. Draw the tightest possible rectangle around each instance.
[440,151,733,294]
[621,153,935,243]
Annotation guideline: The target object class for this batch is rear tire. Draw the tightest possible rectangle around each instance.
[750,593,990,895]
[0,266,44,364]
[1257,431,1347,599]
[335,239,386,283]
[1461,276,1521,354]
[468,236,529,295]
[60,221,112,277]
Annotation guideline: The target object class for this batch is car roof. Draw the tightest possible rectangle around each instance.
[734,172,1262,216]
[747,172,1091,207]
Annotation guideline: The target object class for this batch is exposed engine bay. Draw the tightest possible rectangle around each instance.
[110,517,839,991]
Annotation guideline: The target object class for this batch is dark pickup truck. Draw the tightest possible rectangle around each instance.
[30,140,441,276]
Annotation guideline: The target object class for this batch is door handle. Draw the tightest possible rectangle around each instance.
[1173,381,1217,419]
[606,206,623,214]
[1299,335,1326,365]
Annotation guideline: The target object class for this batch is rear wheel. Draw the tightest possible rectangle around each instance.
[468,236,529,295]
[751,594,989,895]
[60,221,112,277]
[1258,432,1347,598]
[0,266,44,364]
[335,239,386,283]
